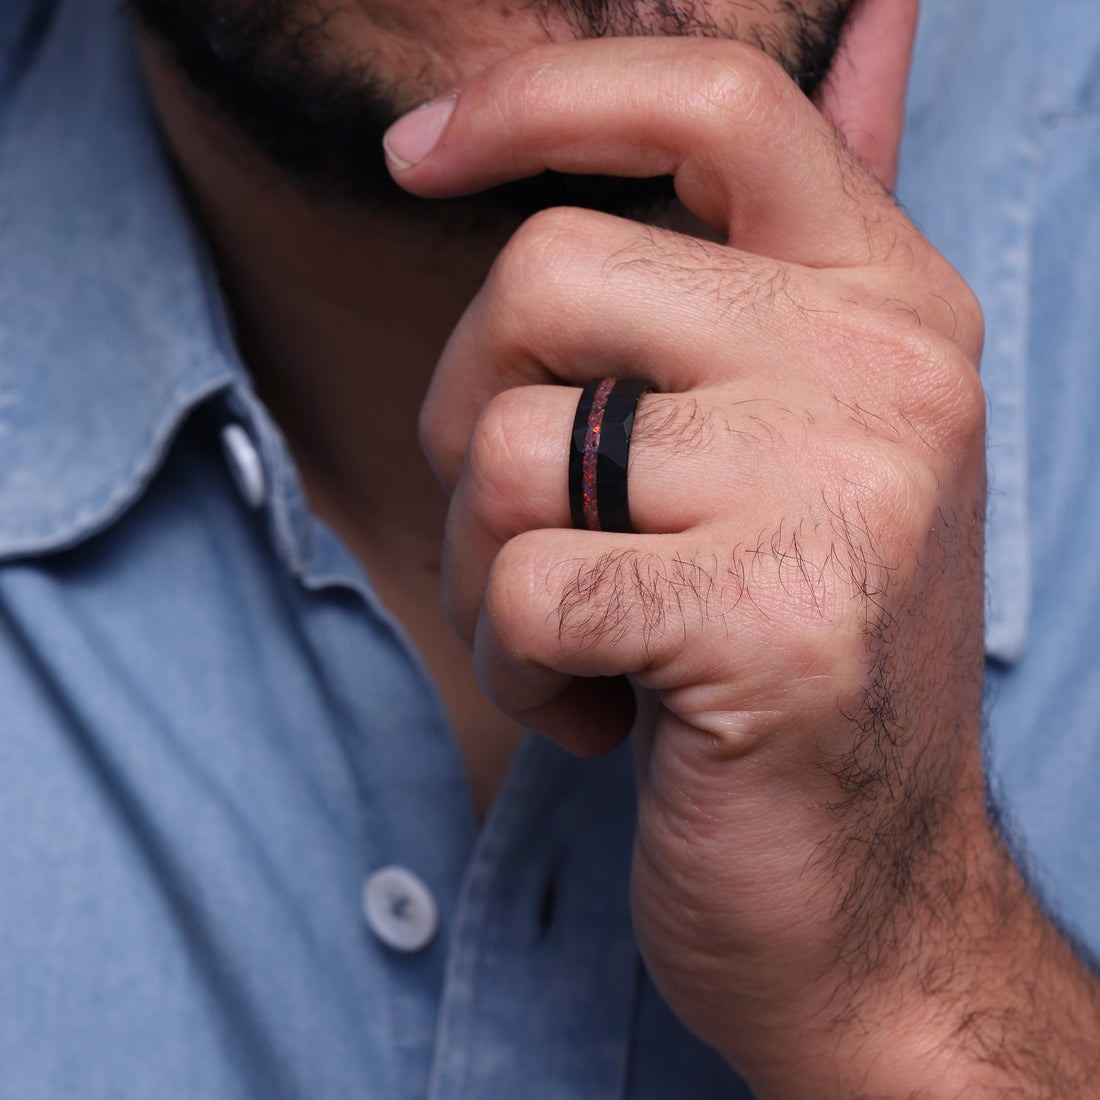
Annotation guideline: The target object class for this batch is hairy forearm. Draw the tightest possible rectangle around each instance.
[717,796,1100,1098]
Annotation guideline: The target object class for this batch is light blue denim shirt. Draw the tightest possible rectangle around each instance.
[0,2,737,1097]
[0,0,1097,1097]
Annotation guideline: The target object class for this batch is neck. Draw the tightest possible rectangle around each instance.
[140,43,527,820]
[141,42,518,554]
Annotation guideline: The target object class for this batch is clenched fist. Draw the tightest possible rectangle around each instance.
[385,16,1100,1096]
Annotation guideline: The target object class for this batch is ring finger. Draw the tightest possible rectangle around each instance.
[442,380,810,642]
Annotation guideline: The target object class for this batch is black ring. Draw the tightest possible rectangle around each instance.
[568,377,651,534]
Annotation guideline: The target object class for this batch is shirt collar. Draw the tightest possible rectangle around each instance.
[0,0,240,560]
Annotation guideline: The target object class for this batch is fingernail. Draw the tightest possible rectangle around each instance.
[383,94,457,170]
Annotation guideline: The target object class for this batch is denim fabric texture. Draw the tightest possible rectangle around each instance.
[0,0,1097,1096]
[0,2,739,1096]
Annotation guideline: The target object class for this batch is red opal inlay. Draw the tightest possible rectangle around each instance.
[581,378,614,531]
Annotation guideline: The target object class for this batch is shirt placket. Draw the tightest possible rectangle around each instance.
[429,734,640,1100]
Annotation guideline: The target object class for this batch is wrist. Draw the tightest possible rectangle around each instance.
[670,775,995,1085]
[711,828,1100,1098]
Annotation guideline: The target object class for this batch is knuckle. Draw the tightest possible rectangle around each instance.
[461,388,561,539]
[464,388,530,494]
[476,207,600,358]
[489,206,595,298]
[691,44,788,126]
[950,277,985,360]
[936,350,986,449]
[909,333,987,453]
[920,256,986,361]
[695,44,783,111]
[854,318,986,453]
[841,442,942,543]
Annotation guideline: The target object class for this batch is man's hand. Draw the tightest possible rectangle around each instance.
[385,25,1100,1098]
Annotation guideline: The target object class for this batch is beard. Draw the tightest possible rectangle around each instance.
[126,0,854,229]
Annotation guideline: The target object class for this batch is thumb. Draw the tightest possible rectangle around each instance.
[816,0,920,192]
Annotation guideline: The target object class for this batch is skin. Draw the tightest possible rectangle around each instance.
[133,0,1100,1093]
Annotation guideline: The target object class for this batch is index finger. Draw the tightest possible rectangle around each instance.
[383,37,912,269]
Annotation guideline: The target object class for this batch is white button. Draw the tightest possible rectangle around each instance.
[362,867,439,953]
[220,423,267,509]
